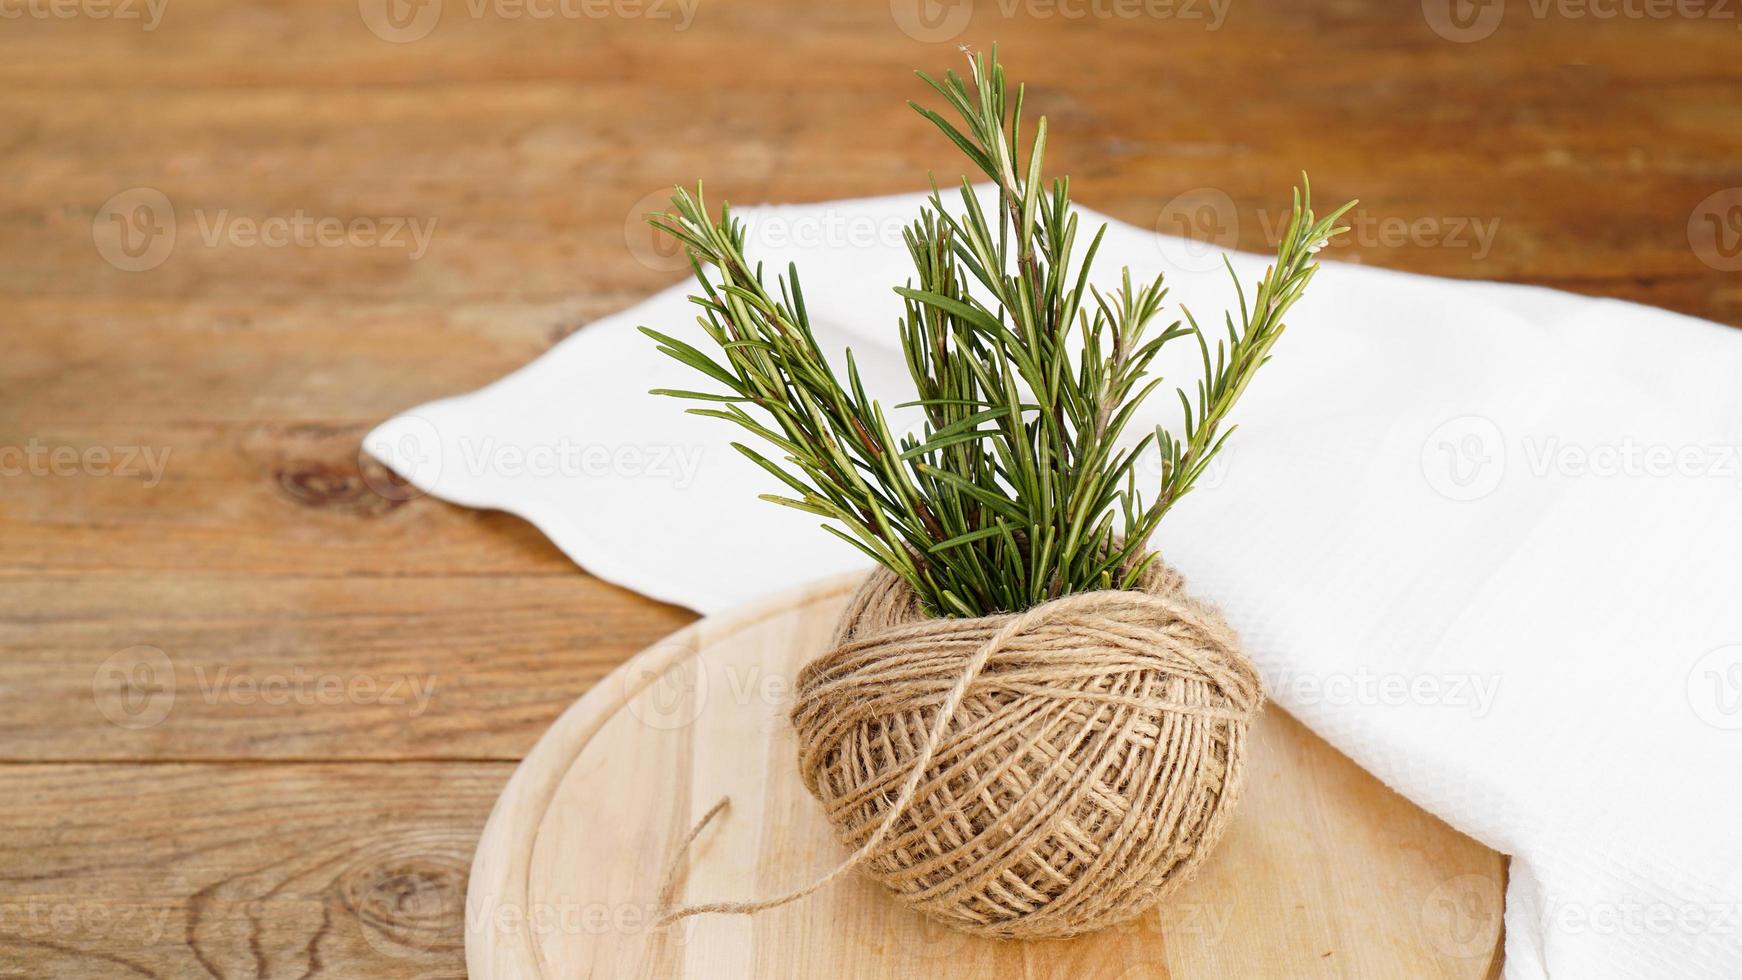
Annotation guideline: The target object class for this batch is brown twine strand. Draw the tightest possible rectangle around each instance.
[656,557,1262,939]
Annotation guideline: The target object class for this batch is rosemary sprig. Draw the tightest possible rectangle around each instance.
[640,46,1354,617]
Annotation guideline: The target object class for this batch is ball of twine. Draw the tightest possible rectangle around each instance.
[658,556,1263,940]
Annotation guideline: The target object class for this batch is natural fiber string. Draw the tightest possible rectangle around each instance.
[655,558,1261,938]
[655,795,731,914]
[654,586,1052,926]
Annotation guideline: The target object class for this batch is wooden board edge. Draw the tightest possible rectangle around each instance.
[465,572,864,978]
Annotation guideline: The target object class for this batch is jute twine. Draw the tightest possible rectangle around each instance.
[658,555,1263,940]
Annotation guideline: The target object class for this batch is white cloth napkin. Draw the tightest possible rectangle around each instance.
[368,187,1742,980]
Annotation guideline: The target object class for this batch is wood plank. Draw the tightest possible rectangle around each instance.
[1,3,1739,324]
[0,421,587,576]
[10,169,1738,315]
[0,761,499,979]
[1,299,588,422]
[0,574,690,761]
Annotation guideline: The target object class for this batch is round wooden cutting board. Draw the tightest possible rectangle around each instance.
[468,575,1505,979]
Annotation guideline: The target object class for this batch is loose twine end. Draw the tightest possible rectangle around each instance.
[651,597,1052,930]
[656,781,879,927]
[654,795,732,928]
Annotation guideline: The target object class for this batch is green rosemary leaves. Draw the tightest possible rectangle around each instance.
[641,47,1354,617]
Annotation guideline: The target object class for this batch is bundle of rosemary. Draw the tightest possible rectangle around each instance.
[641,47,1352,619]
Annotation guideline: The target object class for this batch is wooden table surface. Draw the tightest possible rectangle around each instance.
[3,1,1738,976]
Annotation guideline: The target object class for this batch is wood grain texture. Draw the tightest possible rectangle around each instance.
[0,762,502,979]
[5,0,1733,975]
[471,575,1505,979]
[0,573,688,760]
